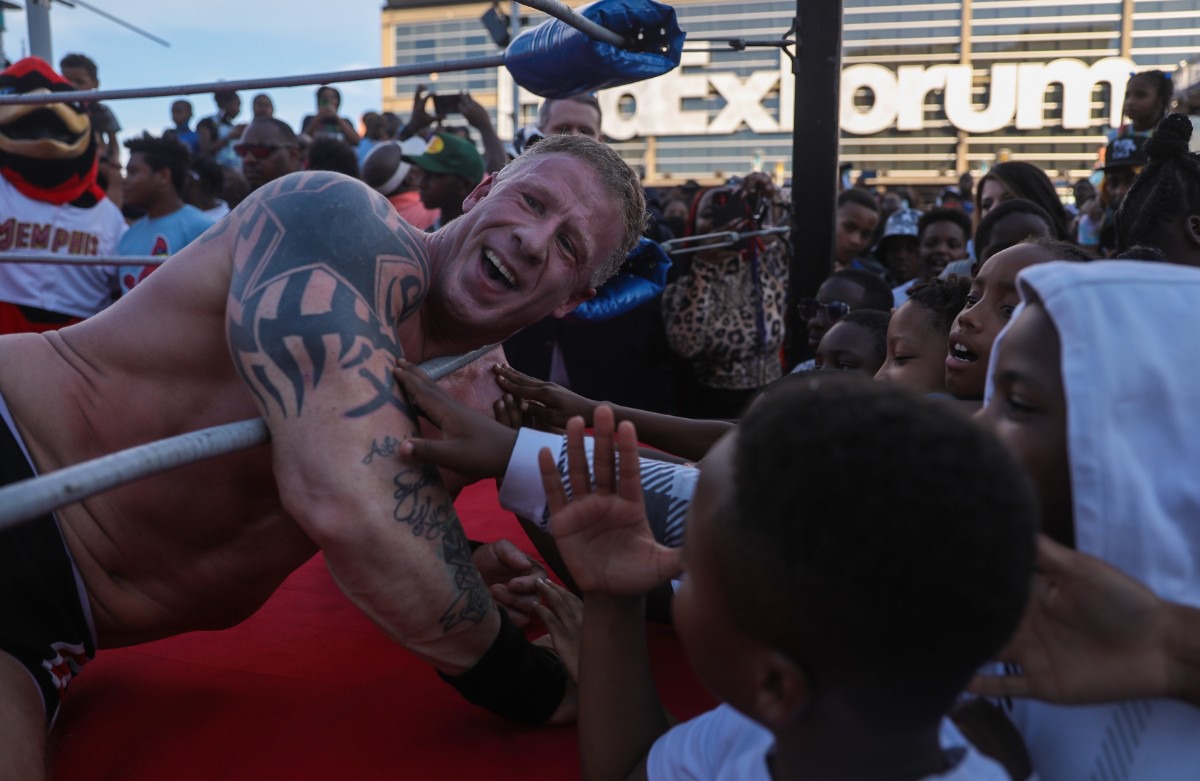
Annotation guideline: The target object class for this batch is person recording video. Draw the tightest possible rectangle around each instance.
[661,172,791,419]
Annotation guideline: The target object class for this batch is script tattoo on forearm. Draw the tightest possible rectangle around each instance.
[363,435,404,465]
[392,466,491,631]
[225,172,429,421]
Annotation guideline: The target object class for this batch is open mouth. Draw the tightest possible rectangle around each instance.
[948,341,979,363]
[483,248,517,290]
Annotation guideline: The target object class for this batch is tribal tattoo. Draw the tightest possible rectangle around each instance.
[225,172,429,421]
[224,172,489,633]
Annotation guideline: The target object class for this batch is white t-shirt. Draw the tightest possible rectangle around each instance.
[0,178,125,318]
[647,705,1009,781]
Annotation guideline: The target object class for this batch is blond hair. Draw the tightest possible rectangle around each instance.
[499,135,647,286]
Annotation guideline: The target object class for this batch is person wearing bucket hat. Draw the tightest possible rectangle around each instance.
[362,136,439,230]
[1078,134,1149,255]
[404,131,486,227]
[876,208,922,287]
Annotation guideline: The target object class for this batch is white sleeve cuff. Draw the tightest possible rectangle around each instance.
[497,428,567,527]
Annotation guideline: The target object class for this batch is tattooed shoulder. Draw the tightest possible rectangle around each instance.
[228,171,430,327]
[225,171,430,420]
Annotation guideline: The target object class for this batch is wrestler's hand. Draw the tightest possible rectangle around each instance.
[494,364,596,432]
[471,539,549,628]
[394,358,517,480]
[969,534,1175,704]
[540,406,683,597]
[532,578,583,681]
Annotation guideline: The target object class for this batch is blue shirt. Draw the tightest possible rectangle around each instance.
[117,204,215,295]
[170,123,200,156]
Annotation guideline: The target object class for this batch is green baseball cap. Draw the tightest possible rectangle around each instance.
[402,131,485,186]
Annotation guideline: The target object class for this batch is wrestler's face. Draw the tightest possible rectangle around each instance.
[432,153,618,341]
[977,301,1072,546]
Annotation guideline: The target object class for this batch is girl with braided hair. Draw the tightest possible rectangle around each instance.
[1114,113,1200,266]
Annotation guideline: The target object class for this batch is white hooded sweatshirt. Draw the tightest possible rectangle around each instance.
[989,260,1200,781]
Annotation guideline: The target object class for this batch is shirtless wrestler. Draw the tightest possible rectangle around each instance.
[0,133,646,778]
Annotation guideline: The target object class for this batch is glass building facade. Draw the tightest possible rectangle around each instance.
[381,0,1200,187]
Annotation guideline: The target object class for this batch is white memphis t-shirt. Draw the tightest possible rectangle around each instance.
[0,177,125,318]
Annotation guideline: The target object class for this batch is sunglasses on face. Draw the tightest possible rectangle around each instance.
[797,298,852,322]
[234,143,293,159]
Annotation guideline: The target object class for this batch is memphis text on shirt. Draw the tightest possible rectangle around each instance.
[0,219,102,255]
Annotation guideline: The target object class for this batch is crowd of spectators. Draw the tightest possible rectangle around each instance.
[3,52,1200,781]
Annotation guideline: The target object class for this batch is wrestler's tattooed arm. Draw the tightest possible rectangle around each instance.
[223,172,495,666]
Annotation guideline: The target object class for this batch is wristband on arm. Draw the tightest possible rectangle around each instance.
[438,607,567,724]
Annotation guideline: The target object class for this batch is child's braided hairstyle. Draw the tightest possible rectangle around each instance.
[1116,114,1200,253]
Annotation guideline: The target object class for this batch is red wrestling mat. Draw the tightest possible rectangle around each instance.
[49,481,713,780]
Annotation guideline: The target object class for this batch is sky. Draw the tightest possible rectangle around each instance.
[0,0,387,161]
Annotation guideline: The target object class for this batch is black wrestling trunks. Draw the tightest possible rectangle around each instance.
[0,410,95,724]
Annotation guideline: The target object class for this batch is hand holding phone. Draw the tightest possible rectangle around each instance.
[432,93,462,117]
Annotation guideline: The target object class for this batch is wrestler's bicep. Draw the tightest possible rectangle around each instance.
[222,172,429,422]
[226,268,408,423]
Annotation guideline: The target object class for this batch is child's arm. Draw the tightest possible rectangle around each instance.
[495,363,733,462]
[539,408,684,781]
[969,534,1200,706]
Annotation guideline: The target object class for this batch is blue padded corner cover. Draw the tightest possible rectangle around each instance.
[569,237,673,321]
[505,0,684,99]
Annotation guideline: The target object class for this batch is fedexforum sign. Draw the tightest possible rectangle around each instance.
[539,51,1133,140]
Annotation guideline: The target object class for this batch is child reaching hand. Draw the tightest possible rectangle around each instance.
[493,363,732,463]
[539,378,1036,780]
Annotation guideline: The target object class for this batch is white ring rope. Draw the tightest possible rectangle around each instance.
[0,0,632,107]
[0,56,510,106]
[0,342,497,531]
[518,0,628,46]
[0,254,166,266]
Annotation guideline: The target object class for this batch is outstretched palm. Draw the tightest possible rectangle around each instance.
[540,409,683,597]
